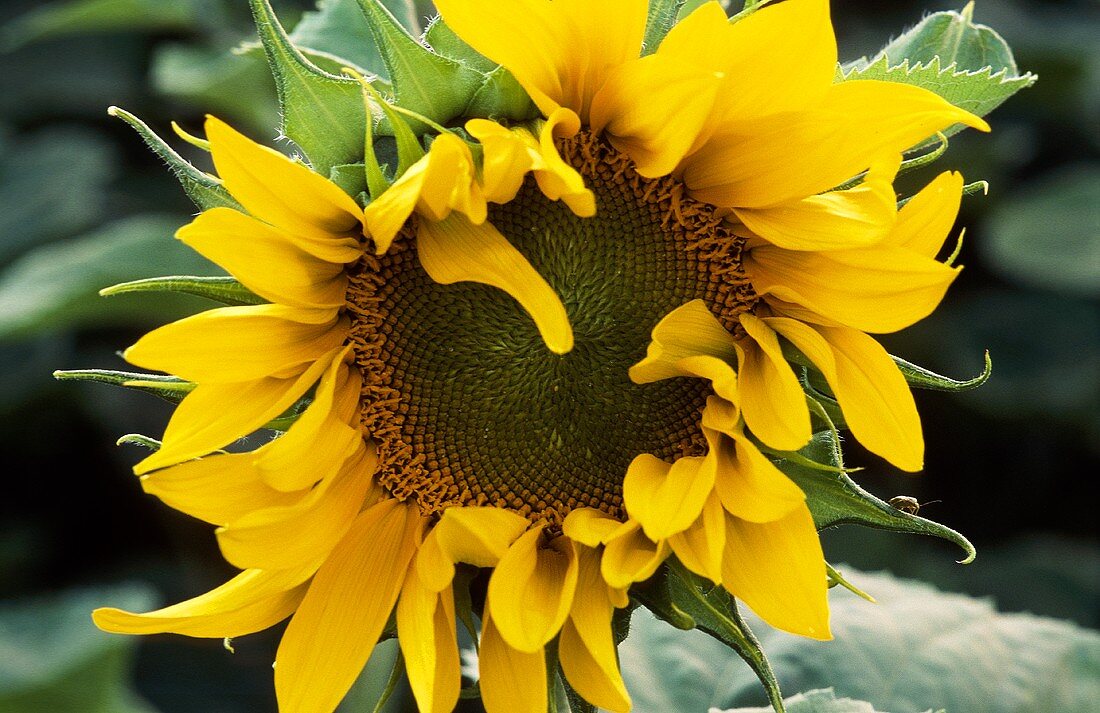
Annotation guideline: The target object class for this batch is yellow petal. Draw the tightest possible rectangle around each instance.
[206,116,362,239]
[623,453,716,541]
[134,350,338,474]
[531,109,596,217]
[479,601,547,713]
[660,0,835,123]
[684,80,989,209]
[668,491,726,584]
[707,430,806,524]
[766,318,923,471]
[275,500,423,713]
[177,208,353,310]
[722,505,831,640]
[600,521,669,590]
[629,300,739,384]
[434,0,645,121]
[736,313,812,451]
[887,170,965,257]
[254,354,365,492]
[734,154,901,251]
[466,119,538,204]
[398,568,461,713]
[488,527,579,653]
[417,506,529,591]
[140,452,295,525]
[124,304,346,383]
[93,567,312,637]
[562,507,622,547]
[417,214,574,354]
[559,619,631,713]
[216,447,378,571]
[589,53,722,178]
[746,243,960,334]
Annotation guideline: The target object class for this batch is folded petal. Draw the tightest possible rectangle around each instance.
[135,350,338,474]
[275,500,423,713]
[734,154,901,251]
[417,214,574,354]
[600,521,668,589]
[93,567,312,638]
[721,505,831,640]
[746,243,960,334]
[398,568,461,713]
[216,447,378,571]
[177,208,353,310]
[559,619,631,713]
[479,601,547,713]
[735,313,812,450]
[629,300,740,384]
[561,507,623,547]
[416,506,529,591]
[623,453,716,541]
[668,491,726,584]
[206,116,362,239]
[887,170,965,257]
[766,318,923,471]
[590,54,722,178]
[531,109,596,217]
[125,304,347,383]
[466,119,538,204]
[488,527,579,652]
[706,430,806,524]
[684,80,988,209]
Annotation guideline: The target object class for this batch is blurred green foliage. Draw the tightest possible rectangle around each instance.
[0,0,1096,711]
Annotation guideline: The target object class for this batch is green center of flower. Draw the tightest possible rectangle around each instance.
[348,133,757,525]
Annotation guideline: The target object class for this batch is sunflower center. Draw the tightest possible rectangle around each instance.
[347,132,757,525]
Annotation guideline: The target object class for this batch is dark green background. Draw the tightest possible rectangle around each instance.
[0,0,1096,711]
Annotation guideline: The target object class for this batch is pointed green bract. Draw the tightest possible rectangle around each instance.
[643,0,687,56]
[53,369,195,403]
[781,432,977,564]
[99,276,266,307]
[117,433,163,451]
[248,0,366,175]
[107,107,238,212]
[354,0,484,134]
[893,351,992,392]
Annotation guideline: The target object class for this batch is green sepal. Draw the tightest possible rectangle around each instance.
[99,276,266,307]
[465,67,539,123]
[422,16,497,73]
[825,563,876,603]
[116,433,162,451]
[248,0,366,175]
[782,431,977,564]
[354,0,484,134]
[893,351,992,392]
[107,107,238,212]
[359,81,425,179]
[329,162,370,202]
[643,0,686,56]
[53,369,195,403]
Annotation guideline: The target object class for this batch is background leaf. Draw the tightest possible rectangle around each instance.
[718,688,910,713]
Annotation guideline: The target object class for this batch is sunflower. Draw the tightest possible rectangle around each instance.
[86,0,990,712]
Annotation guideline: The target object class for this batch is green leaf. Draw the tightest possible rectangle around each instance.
[53,370,195,404]
[893,351,991,392]
[99,275,265,306]
[329,163,370,202]
[0,127,115,262]
[841,55,1035,136]
[422,17,497,74]
[622,571,1100,713]
[643,0,686,56]
[354,0,485,133]
[0,585,158,712]
[869,3,1021,75]
[783,432,976,564]
[336,639,407,713]
[248,0,367,174]
[289,0,388,78]
[718,688,901,713]
[0,215,221,340]
[982,165,1100,297]
[107,107,240,212]
[0,0,198,51]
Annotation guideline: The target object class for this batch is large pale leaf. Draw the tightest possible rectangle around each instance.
[0,215,220,339]
[718,688,918,713]
[288,0,421,78]
[0,0,200,51]
[620,570,1100,713]
[0,585,158,712]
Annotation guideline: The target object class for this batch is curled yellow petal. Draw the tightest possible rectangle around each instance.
[488,527,579,652]
[417,214,574,354]
[398,568,461,713]
[668,491,726,584]
[888,170,965,257]
[479,601,547,713]
[416,506,529,591]
[562,507,622,547]
[623,453,716,541]
[736,313,812,451]
[600,521,668,590]
[531,108,595,217]
[629,300,739,385]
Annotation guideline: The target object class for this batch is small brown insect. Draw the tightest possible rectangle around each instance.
[888,496,941,515]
